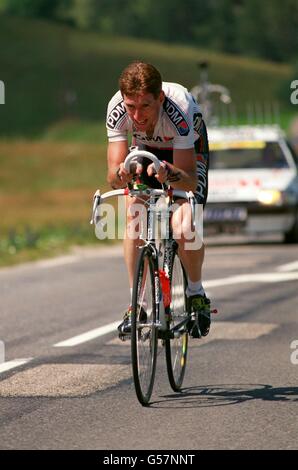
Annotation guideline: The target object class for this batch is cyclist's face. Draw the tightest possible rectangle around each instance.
[123,92,164,132]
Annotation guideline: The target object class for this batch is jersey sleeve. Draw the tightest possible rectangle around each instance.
[173,95,205,150]
[106,91,129,142]
[172,129,195,149]
[163,93,195,150]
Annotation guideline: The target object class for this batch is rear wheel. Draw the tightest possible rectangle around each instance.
[131,246,158,406]
[165,250,189,392]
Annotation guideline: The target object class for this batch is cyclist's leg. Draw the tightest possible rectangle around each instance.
[171,200,210,337]
[123,195,147,290]
[170,143,210,336]
[118,195,149,334]
[123,160,160,289]
[170,198,204,286]
[171,126,209,291]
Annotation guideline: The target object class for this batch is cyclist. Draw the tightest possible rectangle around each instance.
[106,61,211,338]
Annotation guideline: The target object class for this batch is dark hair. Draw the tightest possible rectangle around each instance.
[119,61,162,98]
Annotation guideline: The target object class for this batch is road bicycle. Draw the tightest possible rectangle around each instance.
[91,148,199,406]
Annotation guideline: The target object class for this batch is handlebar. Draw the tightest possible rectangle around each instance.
[123,148,161,173]
[90,147,196,226]
[90,187,195,225]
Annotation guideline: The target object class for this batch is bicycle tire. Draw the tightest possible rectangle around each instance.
[131,246,158,406]
[165,249,189,392]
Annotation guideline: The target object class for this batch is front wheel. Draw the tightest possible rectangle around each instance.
[131,246,158,406]
[165,250,189,392]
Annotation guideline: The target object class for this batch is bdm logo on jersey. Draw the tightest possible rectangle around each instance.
[164,98,190,136]
[107,100,126,129]
[177,120,189,135]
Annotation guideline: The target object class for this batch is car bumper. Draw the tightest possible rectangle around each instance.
[204,202,296,235]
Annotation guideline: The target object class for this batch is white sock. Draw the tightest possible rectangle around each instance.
[130,288,133,304]
[186,278,205,297]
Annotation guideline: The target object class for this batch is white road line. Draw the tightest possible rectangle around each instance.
[54,270,298,348]
[204,271,298,288]
[276,260,298,272]
[0,358,33,374]
[53,321,120,347]
[2,255,296,370]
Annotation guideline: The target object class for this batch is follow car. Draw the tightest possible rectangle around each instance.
[205,125,298,242]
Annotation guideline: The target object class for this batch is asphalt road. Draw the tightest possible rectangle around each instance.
[0,239,297,450]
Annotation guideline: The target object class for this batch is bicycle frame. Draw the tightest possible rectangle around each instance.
[91,185,194,334]
[91,148,210,404]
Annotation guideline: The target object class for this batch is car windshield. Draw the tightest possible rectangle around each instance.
[209,141,289,170]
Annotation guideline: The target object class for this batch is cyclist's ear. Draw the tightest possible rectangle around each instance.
[159,90,165,104]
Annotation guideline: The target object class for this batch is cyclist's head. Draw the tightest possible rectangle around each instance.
[119,61,162,99]
[120,62,164,132]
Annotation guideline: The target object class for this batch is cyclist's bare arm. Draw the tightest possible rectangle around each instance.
[107,141,132,188]
[148,147,197,192]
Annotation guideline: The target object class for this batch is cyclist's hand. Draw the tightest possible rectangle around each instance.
[116,162,134,186]
[147,161,168,184]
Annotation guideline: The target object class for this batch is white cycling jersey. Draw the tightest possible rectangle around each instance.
[106,82,203,150]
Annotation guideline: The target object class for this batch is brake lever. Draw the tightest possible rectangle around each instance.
[90,190,101,225]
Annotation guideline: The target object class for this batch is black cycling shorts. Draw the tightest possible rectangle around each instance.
[139,121,209,206]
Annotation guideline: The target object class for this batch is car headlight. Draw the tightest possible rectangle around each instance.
[257,189,283,205]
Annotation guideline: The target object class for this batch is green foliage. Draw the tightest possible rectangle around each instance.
[62,0,298,63]
[3,0,69,18]
[0,224,101,267]
[58,0,96,29]
[2,0,298,62]
[237,0,298,62]
[0,137,110,266]
[0,15,293,138]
